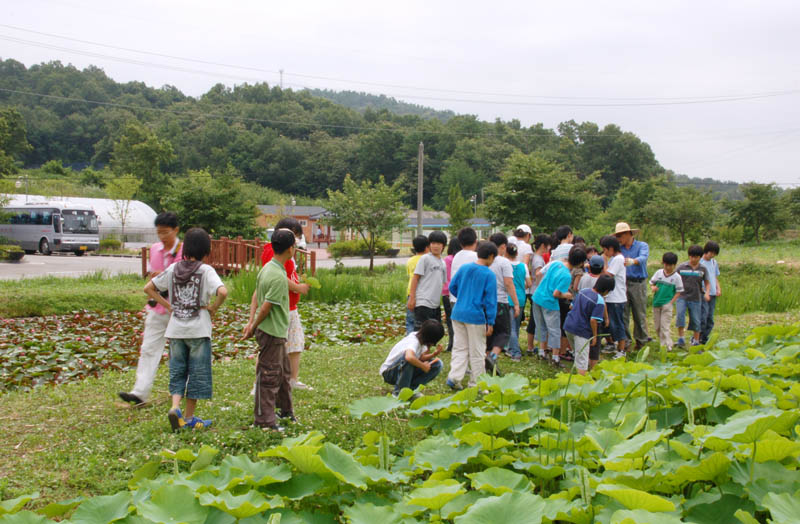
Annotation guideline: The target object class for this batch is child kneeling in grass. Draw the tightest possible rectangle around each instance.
[145,227,227,432]
[564,274,615,375]
[380,319,444,398]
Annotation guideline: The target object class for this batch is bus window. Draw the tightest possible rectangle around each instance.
[53,214,61,233]
[62,210,99,234]
[10,209,31,225]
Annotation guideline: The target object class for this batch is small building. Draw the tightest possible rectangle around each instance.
[392,211,495,248]
[256,205,333,244]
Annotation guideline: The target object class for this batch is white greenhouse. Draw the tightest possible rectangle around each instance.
[4,194,159,243]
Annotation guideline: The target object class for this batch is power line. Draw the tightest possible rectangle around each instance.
[3,29,800,107]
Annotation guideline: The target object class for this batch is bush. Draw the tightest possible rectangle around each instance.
[328,238,392,258]
[100,238,122,250]
[0,244,24,261]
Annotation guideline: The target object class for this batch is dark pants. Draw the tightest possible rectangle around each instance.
[442,295,455,351]
[414,306,442,331]
[526,294,536,335]
[254,329,293,428]
[382,358,443,393]
[700,296,717,344]
[486,303,511,351]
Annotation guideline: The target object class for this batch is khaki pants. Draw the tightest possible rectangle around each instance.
[254,329,293,427]
[448,320,486,387]
[653,304,673,350]
[130,310,170,401]
[625,279,650,346]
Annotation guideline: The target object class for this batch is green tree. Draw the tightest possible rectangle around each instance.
[484,152,600,231]
[161,168,259,238]
[106,175,143,243]
[325,174,407,271]
[727,183,789,244]
[111,123,174,209]
[786,187,800,225]
[445,183,471,235]
[0,108,32,176]
[644,185,717,248]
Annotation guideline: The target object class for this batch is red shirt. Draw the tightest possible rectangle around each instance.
[543,252,551,264]
[260,244,300,311]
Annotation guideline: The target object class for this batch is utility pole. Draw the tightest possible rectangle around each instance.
[279,69,284,89]
[416,142,424,237]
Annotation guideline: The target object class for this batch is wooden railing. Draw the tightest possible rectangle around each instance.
[141,236,316,277]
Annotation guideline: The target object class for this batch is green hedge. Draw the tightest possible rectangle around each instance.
[100,237,122,250]
[0,244,24,261]
[328,238,393,258]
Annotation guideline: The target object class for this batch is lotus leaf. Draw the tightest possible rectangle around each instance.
[467,467,532,495]
[453,491,546,524]
[71,492,132,524]
[135,484,207,524]
[0,494,39,516]
[597,484,675,512]
[198,491,283,519]
[347,395,403,419]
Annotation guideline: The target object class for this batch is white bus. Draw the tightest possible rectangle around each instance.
[0,202,100,255]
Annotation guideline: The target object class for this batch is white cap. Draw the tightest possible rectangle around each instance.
[516,224,532,235]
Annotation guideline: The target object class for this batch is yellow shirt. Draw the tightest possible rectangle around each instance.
[406,254,422,295]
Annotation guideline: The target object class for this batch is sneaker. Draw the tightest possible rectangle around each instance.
[185,416,213,429]
[691,340,702,347]
[510,356,521,363]
[561,351,575,362]
[676,338,686,348]
[612,351,626,360]
[290,379,313,391]
[118,392,145,405]
[601,344,616,354]
[168,408,186,432]
[526,349,537,357]
[260,424,285,433]
[278,412,298,423]
[446,379,464,391]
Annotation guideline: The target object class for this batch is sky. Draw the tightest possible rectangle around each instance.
[3,0,799,187]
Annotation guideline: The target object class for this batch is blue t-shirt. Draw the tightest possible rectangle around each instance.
[449,262,497,326]
[533,260,571,311]
[511,262,527,308]
[563,288,606,339]
[699,258,720,296]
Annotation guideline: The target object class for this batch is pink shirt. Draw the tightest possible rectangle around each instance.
[147,240,183,314]
[443,254,455,296]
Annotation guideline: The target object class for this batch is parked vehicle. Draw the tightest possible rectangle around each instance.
[0,202,100,255]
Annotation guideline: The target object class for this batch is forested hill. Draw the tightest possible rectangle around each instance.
[0,57,736,208]
[306,89,455,122]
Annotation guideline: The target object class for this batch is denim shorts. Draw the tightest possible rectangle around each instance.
[533,303,561,350]
[169,337,213,399]
[606,302,628,341]
[676,298,702,332]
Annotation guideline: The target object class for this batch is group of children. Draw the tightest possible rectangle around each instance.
[385,223,722,394]
[118,213,310,433]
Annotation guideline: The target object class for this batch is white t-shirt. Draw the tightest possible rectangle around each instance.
[551,243,573,261]
[605,254,627,304]
[152,263,225,339]
[379,332,426,375]
[530,253,545,293]
[490,255,514,305]
[449,249,478,302]
[413,253,446,309]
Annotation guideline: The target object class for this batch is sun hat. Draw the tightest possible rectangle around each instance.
[613,222,640,236]
[516,224,532,235]
[589,255,605,271]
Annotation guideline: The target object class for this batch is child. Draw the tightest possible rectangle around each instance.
[533,246,587,366]
[450,227,478,283]
[242,229,297,431]
[526,234,550,355]
[146,227,227,432]
[405,235,430,333]
[408,231,447,329]
[506,243,531,362]
[119,212,183,406]
[487,233,519,367]
[600,235,628,359]
[650,252,684,351]
[550,225,574,261]
[564,274,615,374]
[579,255,604,290]
[442,237,461,352]
[699,241,721,344]
[675,245,710,348]
[446,241,498,390]
[379,319,444,398]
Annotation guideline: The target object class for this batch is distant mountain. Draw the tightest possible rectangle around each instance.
[305,89,455,122]
[673,174,742,200]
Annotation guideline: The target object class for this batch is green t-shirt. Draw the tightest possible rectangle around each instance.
[256,259,289,338]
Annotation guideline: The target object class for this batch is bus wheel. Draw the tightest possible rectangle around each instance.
[24,250,35,255]
[74,250,85,256]
[39,238,52,256]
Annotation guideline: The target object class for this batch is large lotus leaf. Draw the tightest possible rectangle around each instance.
[0,493,39,516]
[260,444,326,476]
[771,411,800,435]
[458,432,515,451]
[617,413,648,439]
[266,474,328,500]
[71,492,132,524]
[360,465,408,484]
[605,430,671,460]
[720,374,763,394]
[252,509,337,524]
[539,416,569,432]
[341,502,406,524]
[483,389,525,406]
[734,509,760,524]
[597,484,675,512]
[317,442,369,489]
[454,491,546,524]
[478,373,529,392]
[456,411,529,436]
[36,497,83,518]
[135,484,208,524]
[191,445,219,472]
[610,509,683,524]
[580,428,625,455]
[347,396,403,419]
[198,491,283,519]
[467,467,533,495]
[511,461,565,481]
[220,455,292,486]
[737,436,800,463]
[412,434,482,472]
[406,480,465,511]
[671,385,727,411]
[174,470,230,494]
[198,508,235,524]
[685,494,753,524]
[611,396,647,423]
[0,511,53,524]
[668,439,698,461]
[440,492,483,520]
[761,492,800,524]
[672,452,731,484]
[129,461,161,489]
[706,409,782,444]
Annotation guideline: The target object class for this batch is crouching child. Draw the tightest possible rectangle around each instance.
[564,275,615,375]
[380,319,444,398]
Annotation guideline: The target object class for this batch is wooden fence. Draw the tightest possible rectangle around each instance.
[141,236,316,277]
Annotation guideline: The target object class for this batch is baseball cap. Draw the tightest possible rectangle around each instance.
[516,224,532,235]
[589,255,605,271]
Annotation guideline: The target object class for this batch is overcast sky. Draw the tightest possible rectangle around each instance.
[3,0,799,186]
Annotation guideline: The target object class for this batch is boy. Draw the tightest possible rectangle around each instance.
[526,234,550,355]
[579,255,604,290]
[699,241,721,344]
[650,252,684,351]
[119,212,183,406]
[380,319,444,398]
[675,245,710,348]
[405,235,430,333]
[550,225,574,261]
[487,233,520,369]
[449,227,478,285]
[242,229,297,431]
[408,231,447,329]
[600,235,628,359]
[533,246,587,366]
[506,243,531,362]
[146,227,227,432]
[446,241,498,390]
[564,274,615,375]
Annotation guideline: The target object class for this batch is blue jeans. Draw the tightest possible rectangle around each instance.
[675,298,702,332]
[507,312,522,357]
[169,337,212,399]
[382,358,443,393]
[405,297,415,334]
[606,302,628,342]
[700,296,717,343]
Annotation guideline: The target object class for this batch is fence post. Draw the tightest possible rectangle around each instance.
[310,250,316,276]
[141,247,148,278]
[220,237,229,274]
[236,236,243,272]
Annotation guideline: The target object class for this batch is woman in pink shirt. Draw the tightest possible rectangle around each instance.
[441,237,461,352]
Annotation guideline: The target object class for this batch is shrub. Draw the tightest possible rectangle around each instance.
[100,238,122,250]
[0,244,24,261]
[328,238,392,258]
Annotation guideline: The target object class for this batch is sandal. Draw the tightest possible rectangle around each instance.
[185,416,213,429]
[168,408,186,432]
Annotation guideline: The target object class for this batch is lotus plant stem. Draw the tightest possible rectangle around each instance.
[710,376,722,407]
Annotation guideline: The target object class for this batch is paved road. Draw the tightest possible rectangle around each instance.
[0,253,411,280]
